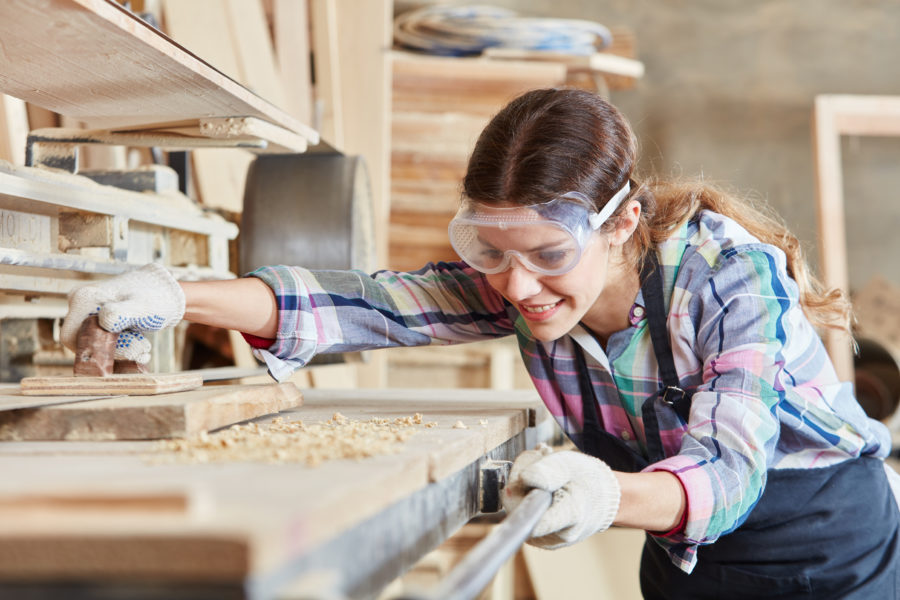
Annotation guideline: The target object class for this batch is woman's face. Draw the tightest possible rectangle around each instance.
[482,200,640,342]
[484,230,612,341]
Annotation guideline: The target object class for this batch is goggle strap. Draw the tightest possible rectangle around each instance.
[587,181,631,230]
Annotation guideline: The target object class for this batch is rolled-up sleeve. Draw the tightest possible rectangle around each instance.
[246,261,516,380]
[644,247,793,568]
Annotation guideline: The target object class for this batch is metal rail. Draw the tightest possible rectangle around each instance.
[399,488,552,600]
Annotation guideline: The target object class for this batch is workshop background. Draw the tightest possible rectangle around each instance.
[0,1,899,599]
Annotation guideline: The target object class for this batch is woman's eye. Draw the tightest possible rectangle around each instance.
[536,250,570,266]
[480,248,505,263]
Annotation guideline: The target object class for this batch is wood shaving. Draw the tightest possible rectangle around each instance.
[453,420,468,429]
[479,419,489,427]
[152,412,438,467]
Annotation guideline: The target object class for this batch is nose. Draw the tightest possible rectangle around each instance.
[501,261,543,301]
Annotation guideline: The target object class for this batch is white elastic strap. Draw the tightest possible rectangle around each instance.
[588,181,630,230]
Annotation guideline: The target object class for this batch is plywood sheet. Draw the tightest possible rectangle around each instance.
[19,373,203,396]
[0,0,311,136]
[0,382,302,441]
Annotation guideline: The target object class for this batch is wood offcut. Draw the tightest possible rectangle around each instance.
[1,382,303,441]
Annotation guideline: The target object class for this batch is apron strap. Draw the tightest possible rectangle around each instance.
[640,253,692,424]
[574,343,650,472]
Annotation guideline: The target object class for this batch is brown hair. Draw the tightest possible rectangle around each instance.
[462,88,851,332]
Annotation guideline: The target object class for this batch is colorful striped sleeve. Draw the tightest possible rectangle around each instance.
[244,261,517,380]
[644,245,794,560]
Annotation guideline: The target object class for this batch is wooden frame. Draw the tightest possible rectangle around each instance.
[812,94,900,380]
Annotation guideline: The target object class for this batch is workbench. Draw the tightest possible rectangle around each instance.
[0,386,553,599]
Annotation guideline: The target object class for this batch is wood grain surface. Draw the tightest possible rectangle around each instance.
[19,372,203,396]
[0,0,313,137]
[0,388,544,583]
[1,382,302,440]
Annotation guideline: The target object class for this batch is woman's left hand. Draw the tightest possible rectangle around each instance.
[503,447,621,549]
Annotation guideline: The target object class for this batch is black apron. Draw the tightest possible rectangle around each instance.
[572,254,900,599]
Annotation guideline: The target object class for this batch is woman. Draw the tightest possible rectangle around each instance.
[61,89,899,598]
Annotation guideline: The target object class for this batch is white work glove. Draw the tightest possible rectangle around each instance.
[60,263,185,364]
[503,445,621,549]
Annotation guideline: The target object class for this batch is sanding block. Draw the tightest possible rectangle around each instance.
[20,316,202,396]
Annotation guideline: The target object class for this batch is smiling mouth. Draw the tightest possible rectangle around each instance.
[520,300,563,314]
[519,300,563,318]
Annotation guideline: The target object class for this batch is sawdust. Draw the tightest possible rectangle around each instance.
[152,412,439,467]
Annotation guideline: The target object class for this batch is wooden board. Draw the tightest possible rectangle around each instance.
[0,388,542,585]
[19,373,203,396]
[0,393,117,412]
[0,94,28,165]
[0,382,302,440]
[0,0,313,137]
[272,0,313,125]
[160,0,289,213]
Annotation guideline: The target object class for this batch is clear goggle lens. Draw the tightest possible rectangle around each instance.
[448,185,629,276]
[449,221,585,275]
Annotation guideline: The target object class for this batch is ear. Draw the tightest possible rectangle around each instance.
[608,200,641,247]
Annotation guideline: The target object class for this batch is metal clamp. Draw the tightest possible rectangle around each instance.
[478,459,512,514]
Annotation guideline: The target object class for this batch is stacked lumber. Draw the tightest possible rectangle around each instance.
[388,29,641,272]
[159,0,305,214]
[388,54,567,271]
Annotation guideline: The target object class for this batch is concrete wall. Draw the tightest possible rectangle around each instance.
[397,0,900,291]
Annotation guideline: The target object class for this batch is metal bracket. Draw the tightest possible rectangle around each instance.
[478,459,512,514]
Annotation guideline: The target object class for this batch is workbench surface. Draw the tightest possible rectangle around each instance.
[0,386,551,599]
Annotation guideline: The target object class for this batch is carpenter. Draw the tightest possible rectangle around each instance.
[62,88,900,598]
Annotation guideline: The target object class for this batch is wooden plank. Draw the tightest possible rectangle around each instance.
[132,116,312,153]
[160,0,290,213]
[0,382,303,440]
[0,94,29,165]
[481,48,646,79]
[0,165,239,238]
[0,491,191,515]
[0,393,120,412]
[19,372,203,396]
[309,0,343,146]
[392,51,568,117]
[0,389,540,584]
[297,387,543,481]
[0,0,313,136]
[160,0,242,82]
[272,0,313,125]
[223,0,288,111]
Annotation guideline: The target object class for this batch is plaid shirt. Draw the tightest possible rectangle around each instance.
[248,210,890,573]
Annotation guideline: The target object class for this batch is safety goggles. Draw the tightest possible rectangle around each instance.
[448,183,630,276]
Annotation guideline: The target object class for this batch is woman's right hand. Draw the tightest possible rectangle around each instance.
[60,263,186,364]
